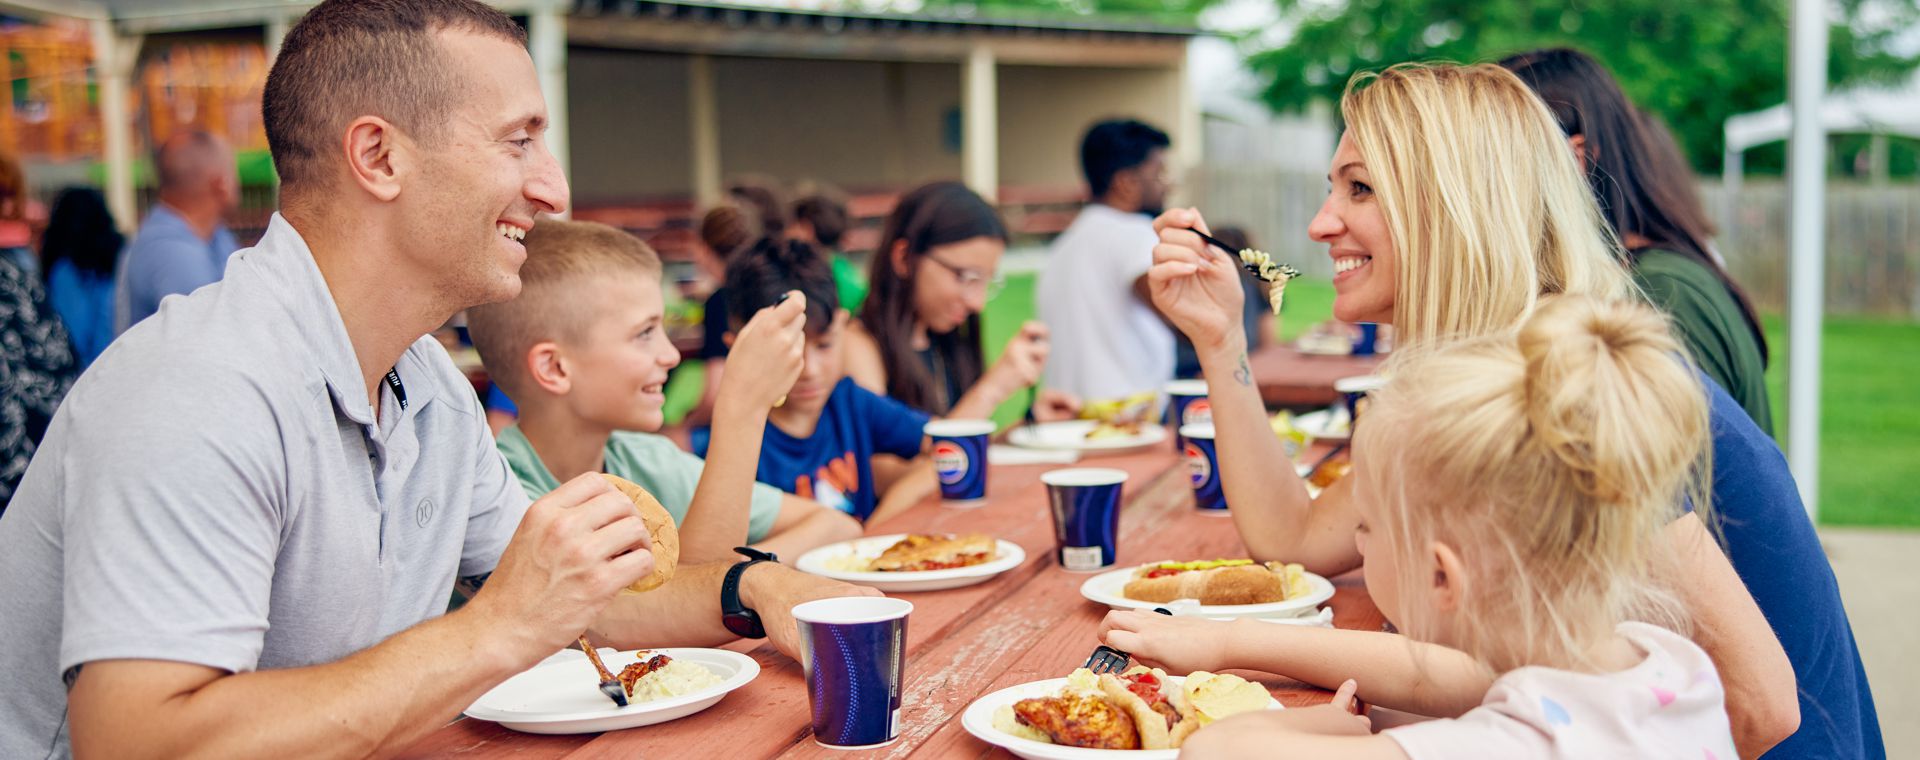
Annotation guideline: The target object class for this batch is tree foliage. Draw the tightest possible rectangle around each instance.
[1245,0,1920,172]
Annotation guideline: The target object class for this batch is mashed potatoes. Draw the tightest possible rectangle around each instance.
[992,705,1055,744]
[821,552,875,573]
[627,659,724,702]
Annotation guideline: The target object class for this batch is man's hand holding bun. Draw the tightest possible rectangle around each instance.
[464,473,658,666]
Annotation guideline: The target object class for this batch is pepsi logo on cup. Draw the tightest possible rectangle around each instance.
[1182,399,1213,427]
[933,441,969,486]
[1185,442,1211,489]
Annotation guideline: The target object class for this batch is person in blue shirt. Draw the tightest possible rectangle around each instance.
[41,187,123,369]
[114,130,240,334]
[709,236,933,523]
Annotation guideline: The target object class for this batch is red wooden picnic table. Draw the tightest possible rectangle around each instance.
[397,447,1385,759]
[1250,343,1385,409]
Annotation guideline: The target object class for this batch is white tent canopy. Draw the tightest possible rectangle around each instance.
[1724,72,1920,153]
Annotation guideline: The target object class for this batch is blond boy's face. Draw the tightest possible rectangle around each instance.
[560,272,680,432]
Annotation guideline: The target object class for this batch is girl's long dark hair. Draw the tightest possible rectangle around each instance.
[41,187,123,279]
[858,181,1007,414]
[1501,48,1769,365]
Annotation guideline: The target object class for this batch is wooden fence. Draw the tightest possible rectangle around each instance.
[1192,167,1920,318]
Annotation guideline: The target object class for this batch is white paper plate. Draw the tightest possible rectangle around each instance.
[1078,566,1336,620]
[961,675,1284,759]
[1292,407,1351,441]
[1007,420,1169,453]
[465,648,759,734]
[795,534,1027,592]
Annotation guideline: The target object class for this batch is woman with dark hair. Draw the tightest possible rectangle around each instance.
[843,181,1075,421]
[42,187,123,368]
[1501,47,1775,433]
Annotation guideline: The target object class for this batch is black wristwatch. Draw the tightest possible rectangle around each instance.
[721,547,778,638]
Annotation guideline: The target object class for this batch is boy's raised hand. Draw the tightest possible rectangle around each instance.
[722,291,809,412]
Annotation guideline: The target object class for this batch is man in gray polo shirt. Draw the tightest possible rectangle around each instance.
[0,2,869,757]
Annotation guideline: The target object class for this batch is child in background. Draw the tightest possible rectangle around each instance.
[711,237,934,523]
[1107,297,1737,759]
[788,180,869,315]
[466,220,861,562]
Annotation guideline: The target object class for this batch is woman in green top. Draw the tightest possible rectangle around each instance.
[1503,48,1774,433]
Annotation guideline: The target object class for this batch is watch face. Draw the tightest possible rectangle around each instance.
[724,611,763,639]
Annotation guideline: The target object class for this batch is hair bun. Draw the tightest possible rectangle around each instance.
[1515,296,1700,505]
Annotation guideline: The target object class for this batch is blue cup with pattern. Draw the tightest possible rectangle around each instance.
[1164,380,1210,452]
[1041,468,1128,572]
[793,596,914,750]
[925,419,994,508]
[1180,423,1227,514]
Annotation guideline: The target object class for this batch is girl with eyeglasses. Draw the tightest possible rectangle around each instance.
[844,181,1079,421]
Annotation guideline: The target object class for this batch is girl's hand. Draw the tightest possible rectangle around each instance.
[1031,388,1081,422]
[718,292,808,411]
[1096,610,1237,674]
[1149,208,1248,354]
[988,321,1049,392]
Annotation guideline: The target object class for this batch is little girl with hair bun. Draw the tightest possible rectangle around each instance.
[1166,296,1738,758]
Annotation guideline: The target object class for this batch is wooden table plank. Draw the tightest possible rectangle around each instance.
[1251,344,1383,408]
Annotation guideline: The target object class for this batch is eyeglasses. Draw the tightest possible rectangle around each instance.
[923,254,1006,300]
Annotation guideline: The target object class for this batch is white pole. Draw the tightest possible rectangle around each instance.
[527,3,570,217]
[266,11,290,64]
[688,54,722,210]
[89,19,136,236]
[962,44,999,203]
[1720,144,1742,255]
[1786,0,1828,518]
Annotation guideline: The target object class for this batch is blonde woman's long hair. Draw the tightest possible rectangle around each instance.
[1355,296,1710,674]
[1341,63,1633,347]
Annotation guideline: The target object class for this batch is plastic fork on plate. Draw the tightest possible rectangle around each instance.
[1081,607,1174,674]
[578,635,628,707]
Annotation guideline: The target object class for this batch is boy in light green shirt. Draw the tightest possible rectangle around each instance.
[468,220,860,562]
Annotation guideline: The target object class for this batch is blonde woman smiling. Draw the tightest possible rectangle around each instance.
[1119,63,1878,758]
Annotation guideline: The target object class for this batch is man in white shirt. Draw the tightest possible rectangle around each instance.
[1037,119,1176,401]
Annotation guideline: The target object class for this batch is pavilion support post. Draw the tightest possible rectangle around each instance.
[690,54,722,210]
[962,44,998,203]
[90,19,140,235]
[1786,0,1829,518]
[528,3,570,216]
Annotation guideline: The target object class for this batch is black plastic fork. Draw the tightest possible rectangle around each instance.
[1082,607,1175,674]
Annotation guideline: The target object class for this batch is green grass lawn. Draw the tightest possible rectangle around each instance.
[1762,315,1920,528]
[674,272,1919,528]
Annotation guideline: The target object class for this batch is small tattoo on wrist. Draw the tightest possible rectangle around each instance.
[1233,354,1252,386]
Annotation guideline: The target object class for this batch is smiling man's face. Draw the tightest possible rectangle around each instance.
[401,29,570,310]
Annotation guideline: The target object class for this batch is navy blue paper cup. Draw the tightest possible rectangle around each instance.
[1334,375,1388,433]
[925,419,994,508]
[1164,380,1210,452]
[793,597,914,750]
[1041,468,1128,572]
[1180,423,1228,514]
[1352,323,1380,356]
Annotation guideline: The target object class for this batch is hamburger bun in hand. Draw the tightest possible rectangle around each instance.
[601,474,679,593]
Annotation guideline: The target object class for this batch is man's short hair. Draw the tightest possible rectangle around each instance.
[263,0,527,191]
[466,220,662,398]
[154,131,227,192]
[1080,119,1170,199]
